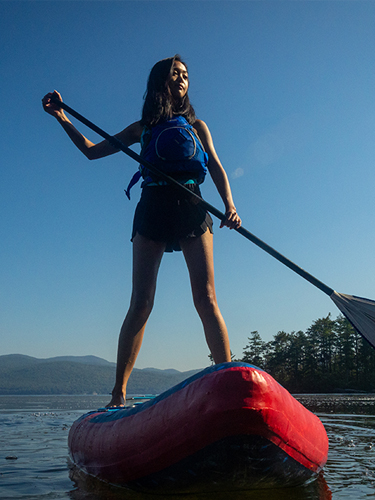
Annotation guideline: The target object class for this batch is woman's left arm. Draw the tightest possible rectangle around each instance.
[194,119,241,229]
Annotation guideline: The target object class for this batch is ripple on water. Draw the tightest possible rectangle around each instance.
[1,410,77,499]
[320,412,375,499]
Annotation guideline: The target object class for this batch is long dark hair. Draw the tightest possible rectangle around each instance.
[141,54,196,128]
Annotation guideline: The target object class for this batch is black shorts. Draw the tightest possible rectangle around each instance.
[131,183,213,252]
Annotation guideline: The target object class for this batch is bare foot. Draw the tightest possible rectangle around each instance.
[105,393,126,408]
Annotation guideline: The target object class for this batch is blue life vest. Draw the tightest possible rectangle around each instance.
[125,116,208,199]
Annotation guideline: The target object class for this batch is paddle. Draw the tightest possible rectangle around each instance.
[49,96,375,348]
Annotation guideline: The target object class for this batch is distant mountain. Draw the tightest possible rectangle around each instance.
[40,355,116,367]
[0,354,115,369]
[0,354,201,395]
[142,367,181,375]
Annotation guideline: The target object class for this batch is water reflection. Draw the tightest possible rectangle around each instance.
[68,465,332,500]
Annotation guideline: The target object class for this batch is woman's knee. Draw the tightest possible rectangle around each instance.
[192,287,219,317]
[129,292,155,319]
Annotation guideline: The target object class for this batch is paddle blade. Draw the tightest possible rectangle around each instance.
[331,291,375,348]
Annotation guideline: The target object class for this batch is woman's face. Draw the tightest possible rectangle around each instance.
[168,61,189,99]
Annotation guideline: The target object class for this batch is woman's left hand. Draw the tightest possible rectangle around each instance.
[220,209,242,230]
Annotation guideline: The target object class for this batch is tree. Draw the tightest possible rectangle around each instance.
[287,330,308,389]
[265,331,292,386]
[242,331,265,369]
[333,314,357,386]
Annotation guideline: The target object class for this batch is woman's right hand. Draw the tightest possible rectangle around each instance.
[42,90,64,119]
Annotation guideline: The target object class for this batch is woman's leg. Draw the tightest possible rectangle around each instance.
[180,230,231,364]
[107,234,166,407]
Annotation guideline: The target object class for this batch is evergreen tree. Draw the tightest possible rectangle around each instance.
[265,331,291,386]
[242,331,265,369]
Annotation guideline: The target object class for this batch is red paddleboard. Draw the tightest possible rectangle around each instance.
[68,362,328,493]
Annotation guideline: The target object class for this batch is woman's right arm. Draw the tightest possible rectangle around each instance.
[42,91,143,160]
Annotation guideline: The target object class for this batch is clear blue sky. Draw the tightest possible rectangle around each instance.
[1,1,375,371]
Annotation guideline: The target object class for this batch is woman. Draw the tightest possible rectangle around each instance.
[42,55,241,407]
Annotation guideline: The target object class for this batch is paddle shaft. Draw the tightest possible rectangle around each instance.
[51,97,334,297]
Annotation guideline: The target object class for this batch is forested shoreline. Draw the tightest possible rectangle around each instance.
[238,315,375,393]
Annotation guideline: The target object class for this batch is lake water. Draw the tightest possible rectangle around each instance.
[1,394,375,499]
